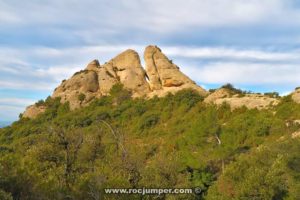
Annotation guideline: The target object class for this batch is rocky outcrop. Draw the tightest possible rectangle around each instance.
[52,70,100,109]
[205,89,279,110]
[204,88,231,103]
[51,49,151,109]
[23,45,208,118]
[24,45,293,118]
[23,105,46,119]
[144,46,208,97]
[51,46,207,108]
[103,49,150,97]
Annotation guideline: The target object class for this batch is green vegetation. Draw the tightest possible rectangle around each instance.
[0,86,299,199]
[221,83,245,94]
[264,92,280,98]
[221,83,256,97]
[78,93,86,103]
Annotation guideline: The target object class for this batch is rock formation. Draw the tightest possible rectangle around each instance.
[102,49,150,97]
[23,45,207,118]
[23,105,46,119]
[204,88,231,103]
[144,46,207,97]
[204,88,279,110]
[23,45,286,119]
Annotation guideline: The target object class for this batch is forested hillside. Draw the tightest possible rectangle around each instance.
[0,85,299,200]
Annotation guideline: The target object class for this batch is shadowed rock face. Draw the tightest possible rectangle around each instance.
[23,45,208,118]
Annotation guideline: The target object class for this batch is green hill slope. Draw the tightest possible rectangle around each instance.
[0,85,299,200]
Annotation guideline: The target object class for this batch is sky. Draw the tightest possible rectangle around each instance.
[1,0,300,122]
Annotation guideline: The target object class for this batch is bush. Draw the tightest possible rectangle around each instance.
[140,113,160,130]
[78,93,86,102]
[35,99,45,106]
[109,83,132,105]
[221,83,244,94]
[264,92,279,98]
[0,190,13,200]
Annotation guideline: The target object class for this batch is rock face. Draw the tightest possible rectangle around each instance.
[102,49,150,97]
[23,45,207,118]
[144,46,207,97]
[52,70,100,110]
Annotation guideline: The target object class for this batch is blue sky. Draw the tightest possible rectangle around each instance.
[1,0,300,122]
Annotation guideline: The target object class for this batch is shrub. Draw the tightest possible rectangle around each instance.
[264,92,279,98]
[140,113,160,130]
[78,93,86,102]
[35,99,45,106]
[109,83,132,105]
[221,83,244,94]
[0,190,13,200]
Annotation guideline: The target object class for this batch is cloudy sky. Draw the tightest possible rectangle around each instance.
[1,0,300,122]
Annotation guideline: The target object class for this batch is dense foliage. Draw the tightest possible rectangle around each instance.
[0,85,299,200]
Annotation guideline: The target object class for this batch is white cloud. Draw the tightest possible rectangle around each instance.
[0,0,299,33]
[1,45,300,92]
[0,105,24,121]
[0,98,36,107]
[181,62,300,86]
[163,46,300,61]
[0,80,54,90]
[34,65,82,81]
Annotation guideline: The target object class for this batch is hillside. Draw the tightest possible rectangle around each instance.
[0,46,300,200]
